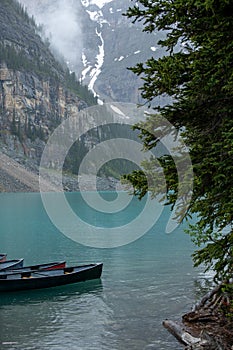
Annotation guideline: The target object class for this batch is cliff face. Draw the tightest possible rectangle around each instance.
[0,0,92,170]
[0,63,85,123]
[0,63,86,168]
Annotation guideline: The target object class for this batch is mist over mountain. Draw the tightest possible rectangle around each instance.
[18,0,166,103]
[18,0,84,74]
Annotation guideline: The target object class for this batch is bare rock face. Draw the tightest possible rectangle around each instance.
[0,0,90,170]
[0,63,83,128]
[0,63,86,168]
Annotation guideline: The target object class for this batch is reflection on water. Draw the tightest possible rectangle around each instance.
[0,281,107,350]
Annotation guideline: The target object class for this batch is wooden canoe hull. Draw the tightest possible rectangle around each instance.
[0,261,66,275]
[0,259,24,271]
[0,263,103,292]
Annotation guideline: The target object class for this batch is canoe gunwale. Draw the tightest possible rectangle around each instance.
[0,259,24,271]
[0,261,66,275]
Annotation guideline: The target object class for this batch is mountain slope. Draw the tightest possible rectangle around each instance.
[0,0,97,190]
[81,0,166,103]
[18,0,167,103]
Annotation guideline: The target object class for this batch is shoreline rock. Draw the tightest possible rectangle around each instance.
[163,282,233,350]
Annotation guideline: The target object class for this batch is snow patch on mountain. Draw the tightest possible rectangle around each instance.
[110,105,129,119]
[81,0,113,9]
[80,0,114,101]
[87,28,105,102]
[86,9,109,25]
[80,53,92,81]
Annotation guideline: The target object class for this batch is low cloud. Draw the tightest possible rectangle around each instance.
[18,0,83,71]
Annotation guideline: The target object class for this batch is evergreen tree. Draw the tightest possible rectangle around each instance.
[124,0,233,282]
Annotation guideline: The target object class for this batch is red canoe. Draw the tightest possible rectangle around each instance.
[0,261,66,275]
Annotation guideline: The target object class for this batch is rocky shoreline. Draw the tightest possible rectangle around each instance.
[164,282,233,350]
[0,151,126,193]
[0,167,32,192]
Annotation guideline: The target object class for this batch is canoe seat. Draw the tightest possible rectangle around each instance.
[64,267,74,274]
[21,272,32,279]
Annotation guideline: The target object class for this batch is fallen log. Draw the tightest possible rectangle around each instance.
[162,320,226,349]
[162,320,203,346]
[192,283,222,311]
[163,281,233,349]
[182,311,219,323]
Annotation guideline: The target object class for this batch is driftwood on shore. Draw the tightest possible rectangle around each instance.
[163,320,205,348]
[162,319,228,349]
[163,282,233,350]
[192,283,223,312]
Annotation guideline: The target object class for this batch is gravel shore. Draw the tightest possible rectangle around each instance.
[0,151,58,192]
[0,151,125,193]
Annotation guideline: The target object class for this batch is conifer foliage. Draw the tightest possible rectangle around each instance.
[125,0,233,281]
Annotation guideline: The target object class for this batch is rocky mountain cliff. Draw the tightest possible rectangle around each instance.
[18,0,167,104]
[0,0,96,173]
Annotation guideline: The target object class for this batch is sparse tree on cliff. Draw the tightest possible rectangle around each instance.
[124,0,233,282]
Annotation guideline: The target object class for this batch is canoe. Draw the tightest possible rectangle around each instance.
[0,261,66,275]
[0,263,103,292]
[0,259,24,271]
[0,254,7,262]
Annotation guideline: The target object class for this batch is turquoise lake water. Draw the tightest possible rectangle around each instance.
[0,192,206,350]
